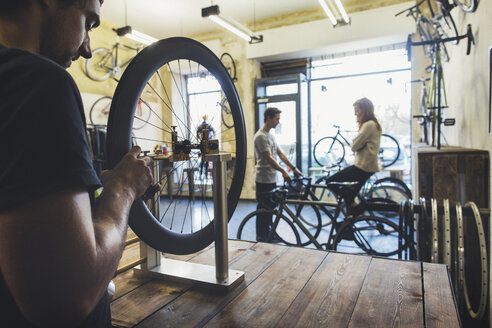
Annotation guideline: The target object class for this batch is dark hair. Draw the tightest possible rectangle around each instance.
[0,0,103,13]
[264,107,281,122]
[353,97,381,131]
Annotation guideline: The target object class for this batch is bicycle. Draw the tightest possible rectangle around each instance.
[313,124,400,169]
[85,26,143,81]
[89,96,151,129]
[305,172,412,224]
[237,179,408,257]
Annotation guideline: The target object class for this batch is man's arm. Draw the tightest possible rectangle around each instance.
[277,148,302,177]
[0,146,152,328]
[263,150,292,183]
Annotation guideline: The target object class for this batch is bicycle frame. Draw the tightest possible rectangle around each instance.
[270,198,341,250]
[113,42,141,70]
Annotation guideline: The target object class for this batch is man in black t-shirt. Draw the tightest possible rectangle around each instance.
[0,1,155,327]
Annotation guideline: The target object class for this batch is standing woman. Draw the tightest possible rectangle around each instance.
[325,97,382,215]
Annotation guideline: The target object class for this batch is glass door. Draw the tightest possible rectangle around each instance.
[255,74,307,174]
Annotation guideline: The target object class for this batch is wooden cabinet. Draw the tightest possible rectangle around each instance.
[414,144,489,208]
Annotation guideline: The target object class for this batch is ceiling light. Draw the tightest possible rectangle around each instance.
[318,0,350,26]
[115,25,157,46]
[202,5,263,44]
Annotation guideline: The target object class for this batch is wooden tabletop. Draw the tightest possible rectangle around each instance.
[111,240,460,328]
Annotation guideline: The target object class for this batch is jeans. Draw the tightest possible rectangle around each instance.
[325,165,373,205]
[255,182,277,238]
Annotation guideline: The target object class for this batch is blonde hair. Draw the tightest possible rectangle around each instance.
[353,97,381,131]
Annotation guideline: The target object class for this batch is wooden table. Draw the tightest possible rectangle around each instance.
[111,240,460,327]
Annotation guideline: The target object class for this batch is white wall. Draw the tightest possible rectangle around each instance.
[245,2,416,62]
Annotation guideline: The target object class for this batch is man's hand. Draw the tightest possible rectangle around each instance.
[101,146,153,199]
[292,167,303,178]
[282,170,292,183]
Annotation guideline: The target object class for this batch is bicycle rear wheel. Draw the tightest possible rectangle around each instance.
[85,48,114,81]
[220,96,234,129]
[313,136,345,168]
[370,177,412,198]
[106,37,246,254]
[236,209,301,246]
[366,185,410,203]
[333,216,403,256]
[89,96,112,126]
[379,134,400,168]
[454,0,478,12]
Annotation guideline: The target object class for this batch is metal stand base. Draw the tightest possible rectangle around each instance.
[136,153,244,292]
[134,258,244,291]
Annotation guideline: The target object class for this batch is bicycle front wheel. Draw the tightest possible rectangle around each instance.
[85,48,115,81]
[333,216,403,257]
[313,136,345,167]
[236,209,301,246]
[106,37,246,254]
[379,134,400,168]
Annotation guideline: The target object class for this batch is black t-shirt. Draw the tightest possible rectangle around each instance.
[0,45,110,327]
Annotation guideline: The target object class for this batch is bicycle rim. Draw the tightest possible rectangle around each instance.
[379,134,400,168]
[313,136,345,167]
[236,210,301,246]
[85,48,114,81]
[106,37,246,254]
[454,0,478,12]
[89,96,112,126]
[220,96,234,129]
[333,216,402,256]
[132,99,152,130]
[370,177,412,198]
[219,52,237,82]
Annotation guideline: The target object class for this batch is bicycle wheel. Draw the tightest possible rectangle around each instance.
[132,99,152,130]
[85,48,115,81]
[313,136,345,168]
[333,216,402,256]
[220,52,237,82]
[312,176,340,223]
[89,96,112,126]
[454,0,478,12]
[106,37,246,254]
[287,202,322,246]
[379,134,400,168]
[236,209,301,246]
[220,96,234,129]
[366,185,410,203]
[368,177,412,199]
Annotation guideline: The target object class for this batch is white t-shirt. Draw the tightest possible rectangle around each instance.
[254,129,279,183]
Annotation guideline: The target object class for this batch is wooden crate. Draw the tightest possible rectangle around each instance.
[414,144,489,208]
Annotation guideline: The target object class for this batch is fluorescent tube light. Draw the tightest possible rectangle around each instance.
[318,0,337,26]
[202,5,263,44]
[333,0,350,23]
[125,30,158,45]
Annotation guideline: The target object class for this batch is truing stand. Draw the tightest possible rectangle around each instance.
[134,153,245,291]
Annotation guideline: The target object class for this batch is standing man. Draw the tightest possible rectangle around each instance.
[254,107,302,241]
[196,114,216,177]
[0,1,155,327]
